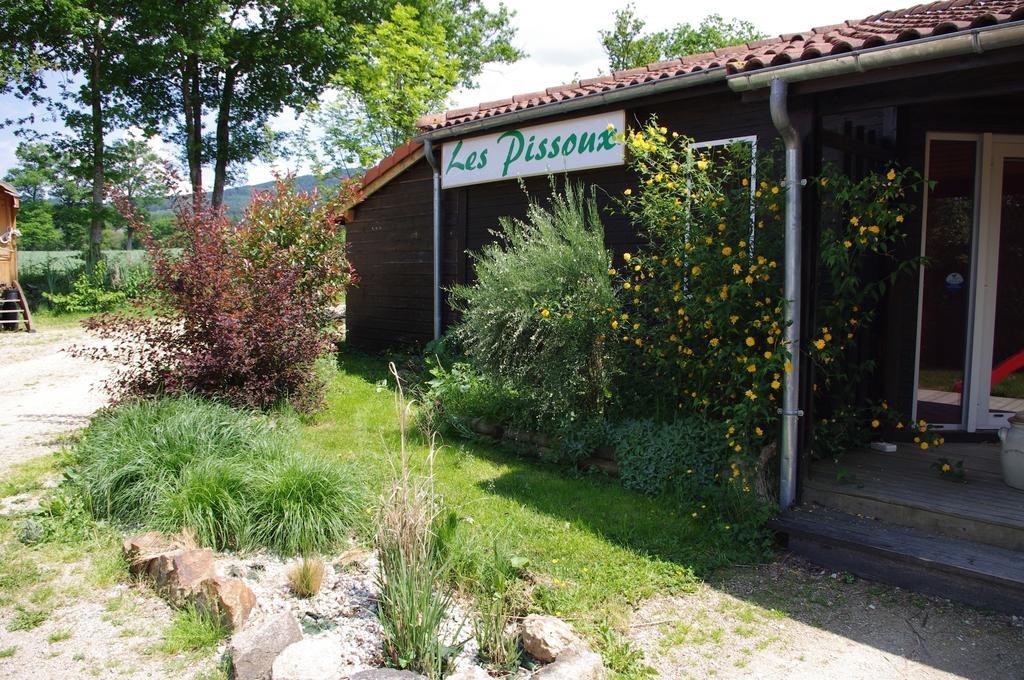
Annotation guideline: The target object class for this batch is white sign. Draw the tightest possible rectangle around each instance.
[441,111,625,189]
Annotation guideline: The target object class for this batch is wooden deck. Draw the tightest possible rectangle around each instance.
[768,442,1024,613]
[803,442,1024,551]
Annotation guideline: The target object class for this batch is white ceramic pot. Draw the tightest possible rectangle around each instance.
[999,413,1024,491]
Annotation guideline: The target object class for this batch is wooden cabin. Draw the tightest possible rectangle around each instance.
[344,1,1024,612]
[1,180,33,331]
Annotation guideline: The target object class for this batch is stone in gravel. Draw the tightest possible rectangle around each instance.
[146,548,216,605]
[349,671,427,680]
[195,576,256,630]
[521,614,584,663]
[532,649,606,680]
[122,532,175,574]
[446,666,491,680]
[230,612,303,680]
[272,637,344,680]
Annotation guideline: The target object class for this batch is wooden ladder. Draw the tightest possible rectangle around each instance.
[1,281,34,332]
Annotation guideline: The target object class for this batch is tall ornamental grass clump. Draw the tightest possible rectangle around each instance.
[70,396,363,555]
[376,366,459,679]
[449,181,620,458]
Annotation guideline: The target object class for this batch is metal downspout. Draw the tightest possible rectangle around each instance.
[423,139,442,341]
[769,78,802,510]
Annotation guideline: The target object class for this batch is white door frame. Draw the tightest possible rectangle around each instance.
[914,133,1024,431]
[970,136,1024,430]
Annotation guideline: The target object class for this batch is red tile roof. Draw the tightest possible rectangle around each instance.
[418,0,1024,132]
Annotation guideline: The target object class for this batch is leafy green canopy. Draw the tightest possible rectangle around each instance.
[600,5,764,71]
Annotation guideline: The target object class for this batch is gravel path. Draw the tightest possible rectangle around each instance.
[0,322,111,475]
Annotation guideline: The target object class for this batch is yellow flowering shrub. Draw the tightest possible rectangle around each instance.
[811,165,943,457]
[611,123,787,462]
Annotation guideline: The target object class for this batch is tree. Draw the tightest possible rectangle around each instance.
[302,0,523,169]
[106,138,170,248]
[309,5,462,168]
[600,6,764,71]
[0,0,136,264]
[16,201,64,249]
[2,142,58,202]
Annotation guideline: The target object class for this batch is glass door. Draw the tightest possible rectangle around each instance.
[916,138,978,428]
[971,141,1024,430]
[916,135,1024,432]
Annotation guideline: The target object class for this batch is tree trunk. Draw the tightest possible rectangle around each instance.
[182,54,203,208]
[211,67,236,209]
[88,37,105,268]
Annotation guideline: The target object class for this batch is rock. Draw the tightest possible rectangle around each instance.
[532,649,606,680]
[446,666,491,680]
[521,614,584,663]
[145,548,216,605]
[195,576,256,630]
[272,638,344,680]
[348,671,426,680]
[122,531,175,574]
[230,612,303,680]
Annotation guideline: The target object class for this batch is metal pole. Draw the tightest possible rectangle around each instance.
[769,78,802,510]
[423,139,442,341]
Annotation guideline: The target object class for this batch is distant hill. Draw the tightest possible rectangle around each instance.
[150,169,362,219]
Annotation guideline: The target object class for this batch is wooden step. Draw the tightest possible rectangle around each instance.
[771,506,1024,614]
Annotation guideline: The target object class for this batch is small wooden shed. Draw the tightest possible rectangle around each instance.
[1,180,32,331]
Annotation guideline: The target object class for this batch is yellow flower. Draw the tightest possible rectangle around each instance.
[867,225,880,234]
[623,188,632,196]
[850,216,860,226]
[771,379,781,390]
[633,264,641,271]
[745,389,757,400]
[814,338,826,350]
[608,268,616,275]
[871,419,880,429]
[763,350,772,359]
[896,214,905,223]
[941,462,950,472]
[659,126,668,134]
[921,442,929,450]
[610,320,619,330]
[732,263,742,274]
[784,360,793,373]
[606,123,615,131]
[696,159,709,171]
[844,240,852,248]
[771,186,780,194]
[746,364,756,373]
[745,336,755,347]
[755,426,764,436]
[709,338,719,347]
[691,265,701,276]
[540,309,550,318]
[886,168,897,181]
[623,252,631,262]
[722,246,733,256]
[623,282,631,289]
[820,177,829,187]
[670,163,679,173]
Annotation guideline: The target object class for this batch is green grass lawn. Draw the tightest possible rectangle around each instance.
[302,351,768,627]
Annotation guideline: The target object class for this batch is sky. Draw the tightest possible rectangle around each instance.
[0,0,890,187]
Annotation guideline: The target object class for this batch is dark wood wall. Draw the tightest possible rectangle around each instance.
[346,158,434,348]
[346,88,781,347]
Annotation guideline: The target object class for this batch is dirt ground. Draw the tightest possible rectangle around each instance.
[0,321,110,475]
[630,556,1024,679]
[2,322,1024,679]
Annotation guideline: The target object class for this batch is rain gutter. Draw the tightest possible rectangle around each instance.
[769,78,802,511]
[416,69,729,143]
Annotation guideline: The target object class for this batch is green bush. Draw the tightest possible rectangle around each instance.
[449,181,620,459]
[607,417,727,496]
[418,359,523,438]
[70,396,362,555]
[42,260,126,314]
